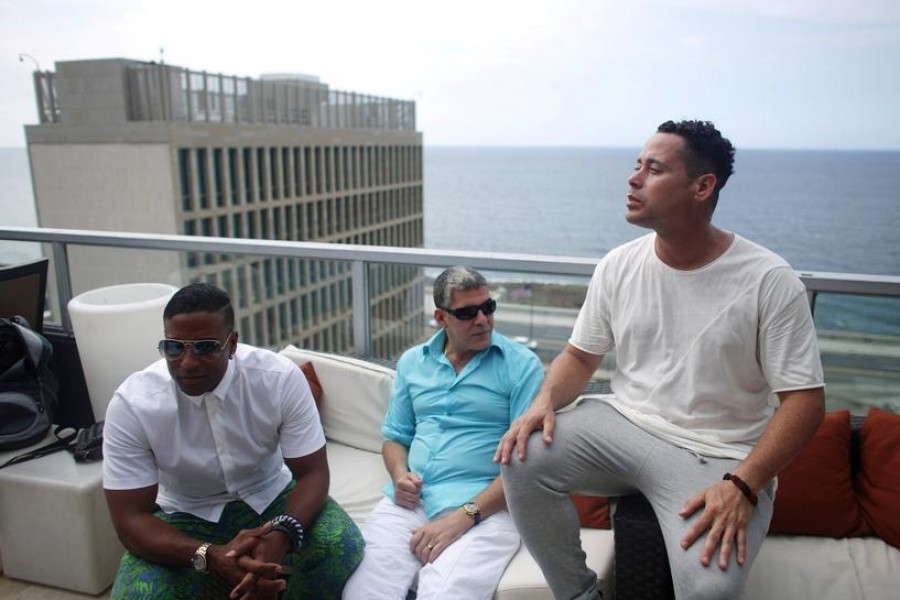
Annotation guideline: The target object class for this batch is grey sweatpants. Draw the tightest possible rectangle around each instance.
[502,398,774,600]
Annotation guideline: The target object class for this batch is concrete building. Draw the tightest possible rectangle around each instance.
[25,58,424,357]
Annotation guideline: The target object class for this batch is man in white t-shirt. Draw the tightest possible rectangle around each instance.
[496,120,825,600]
[102,283,363,599]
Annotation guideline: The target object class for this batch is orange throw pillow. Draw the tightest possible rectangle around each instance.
[769,410,869,537]
[570,494,611,529]
[856,407,900,548]
[299,361,323,411]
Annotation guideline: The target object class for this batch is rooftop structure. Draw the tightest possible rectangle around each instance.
[25,58,424,357]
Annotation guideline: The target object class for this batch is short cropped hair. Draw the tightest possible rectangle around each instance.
[164,282,235,330]
[657,119,735,211]
[433,266,488,309]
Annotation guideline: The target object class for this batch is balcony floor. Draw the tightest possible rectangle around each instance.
[0,575,110,600]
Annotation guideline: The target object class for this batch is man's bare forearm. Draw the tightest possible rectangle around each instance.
[383,440,412,482]
[732,387,825,492]
[535,344,604,411]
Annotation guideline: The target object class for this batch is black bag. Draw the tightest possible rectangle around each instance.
[0,315,59,451]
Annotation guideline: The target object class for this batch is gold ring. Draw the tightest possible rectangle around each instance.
[427,544,434,549]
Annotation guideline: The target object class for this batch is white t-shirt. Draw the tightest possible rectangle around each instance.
[102,343,325,522]
[571,233,824,459]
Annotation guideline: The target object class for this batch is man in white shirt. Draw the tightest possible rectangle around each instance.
[496,120,825,600]
[103,283,363,599]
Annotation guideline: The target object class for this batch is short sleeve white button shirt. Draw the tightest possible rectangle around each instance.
[102,343,325,522]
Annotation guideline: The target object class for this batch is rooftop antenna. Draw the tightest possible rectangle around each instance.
[18,53,41,71]
[159,46,165,64]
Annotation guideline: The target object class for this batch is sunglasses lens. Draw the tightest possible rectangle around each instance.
[158,338,226,359]
[448,299,497,320]
[159,339,186,359]
[193,340,222,355]
[455,306,480,320]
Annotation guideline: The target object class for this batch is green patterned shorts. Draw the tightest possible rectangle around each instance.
[110,486,363,599]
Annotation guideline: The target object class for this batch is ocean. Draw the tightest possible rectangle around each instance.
[1,148,41,266]
[2,145,899,335]
[424,146,900,276]
[423,146,900,338]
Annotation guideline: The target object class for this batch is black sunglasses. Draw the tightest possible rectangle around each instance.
[442,298,497,321]
[158,332,233,360]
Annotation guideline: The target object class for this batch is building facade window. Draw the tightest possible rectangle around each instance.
[165,127,420,357]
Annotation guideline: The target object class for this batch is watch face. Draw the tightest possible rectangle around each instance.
[462,502,482,524]
[192,554,206,571]
[192,543,210,573]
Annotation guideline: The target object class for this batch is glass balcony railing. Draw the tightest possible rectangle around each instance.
[2,225,899,416]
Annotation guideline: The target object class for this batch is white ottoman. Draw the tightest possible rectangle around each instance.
[0,433,124,594]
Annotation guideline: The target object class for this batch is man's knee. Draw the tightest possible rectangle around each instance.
[290,510,365,598]
[674,565,747,600]
[111,552,200,599]
[307,501,364,564]
[502,433,557,486]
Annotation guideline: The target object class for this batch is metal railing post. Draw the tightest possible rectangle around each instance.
[351,260,371,356]
[51,240,74,333]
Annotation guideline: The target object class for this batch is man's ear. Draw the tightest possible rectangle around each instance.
[229,330,239,357]
[693,173,717,202]
[433,308,447,328]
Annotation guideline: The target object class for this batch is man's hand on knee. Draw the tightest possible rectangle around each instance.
[494,403,556,465]
[678,481,753,570]
[409,508,472,564]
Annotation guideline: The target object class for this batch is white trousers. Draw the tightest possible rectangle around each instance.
[342,497,520,600]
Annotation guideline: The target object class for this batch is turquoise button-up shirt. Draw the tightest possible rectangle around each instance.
[381,330,544,518]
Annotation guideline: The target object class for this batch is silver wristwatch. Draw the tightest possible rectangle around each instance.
[191,542,212,574]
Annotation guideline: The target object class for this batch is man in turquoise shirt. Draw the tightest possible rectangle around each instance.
[343,266,544,600]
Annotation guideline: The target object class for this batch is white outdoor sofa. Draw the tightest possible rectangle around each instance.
[4,344,897,599]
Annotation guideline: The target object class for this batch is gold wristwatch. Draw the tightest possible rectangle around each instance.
[462,501,482,525]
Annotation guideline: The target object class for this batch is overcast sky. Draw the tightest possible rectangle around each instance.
[2,0,899,149]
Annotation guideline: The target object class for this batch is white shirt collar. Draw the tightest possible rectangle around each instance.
[177,356,237,406]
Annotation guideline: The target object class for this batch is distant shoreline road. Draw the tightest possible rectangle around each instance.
[421,287,900,402]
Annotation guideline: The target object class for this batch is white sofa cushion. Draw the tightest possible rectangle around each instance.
[495,529,614,600]
[326,441,390,525]
[279,346,393,453]
[849,536,900,599]
[740,535,900,599]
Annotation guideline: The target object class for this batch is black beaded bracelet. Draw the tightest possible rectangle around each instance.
[723,473,758,506]
[270,514,305,553]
